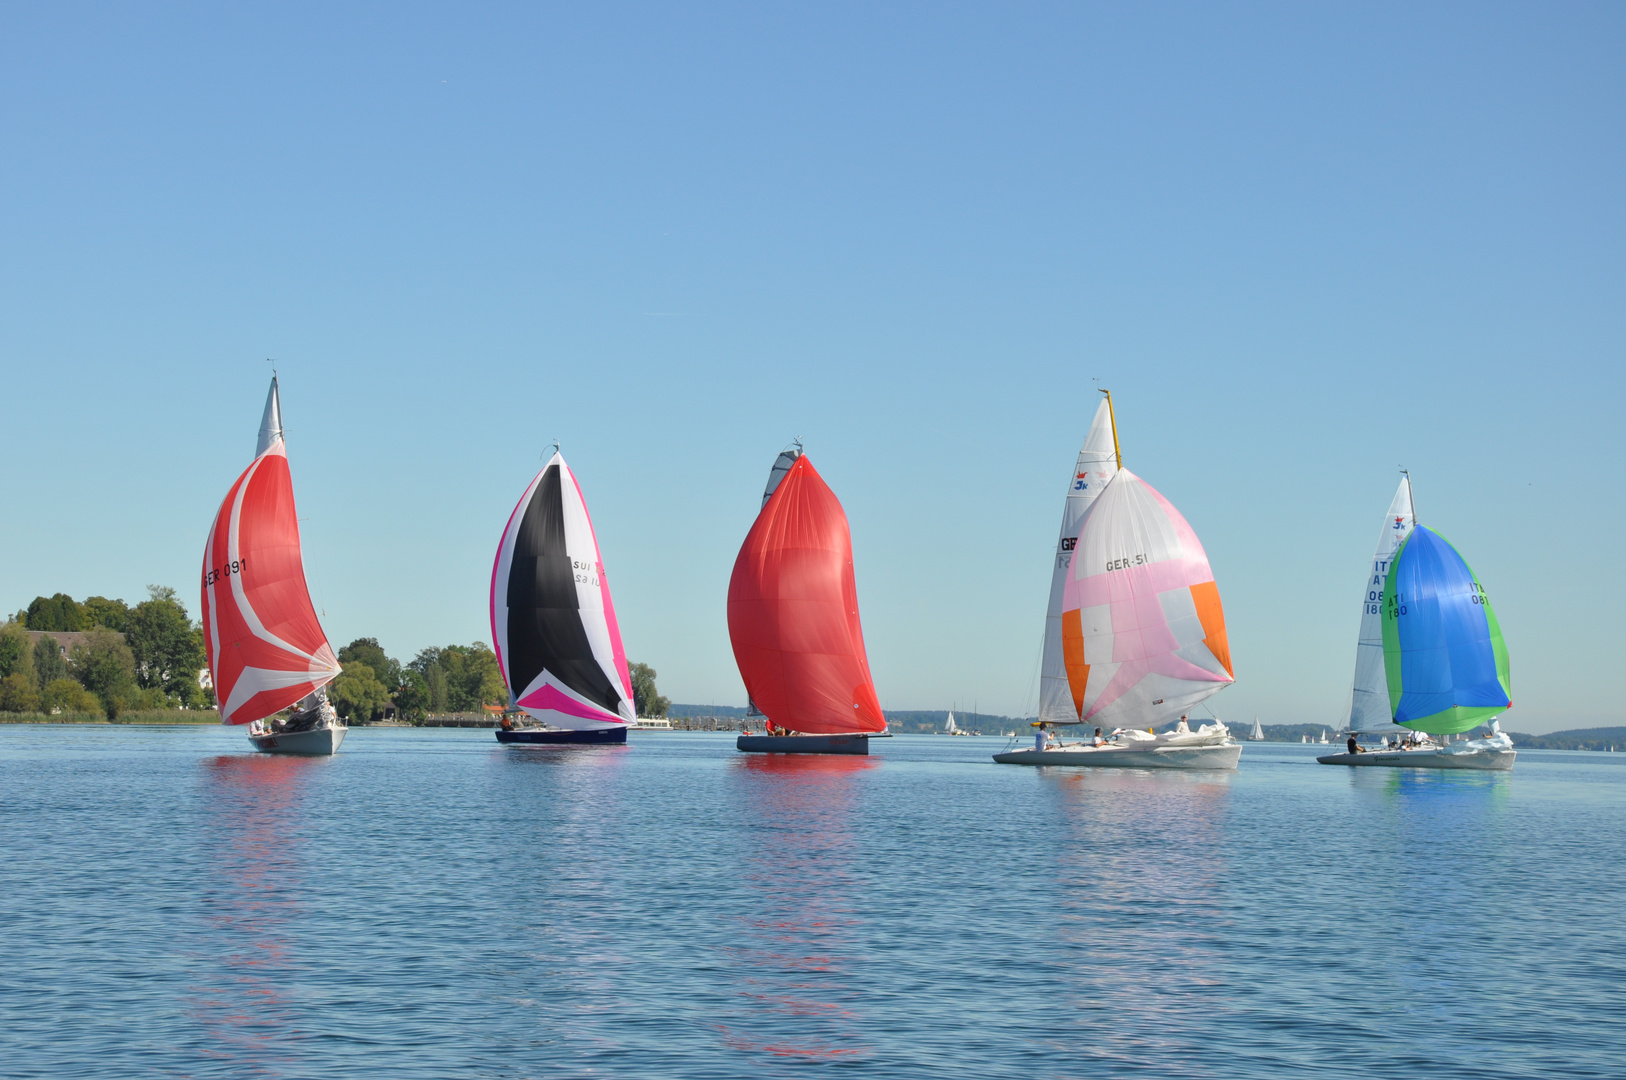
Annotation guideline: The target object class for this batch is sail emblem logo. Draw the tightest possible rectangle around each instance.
[1074,472,1089,491]
[1393,517,1404,530]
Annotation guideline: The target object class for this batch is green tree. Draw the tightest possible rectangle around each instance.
[330,661,390,724]
[0,673,40,713]
[26,594,85,632]
[41,677,99,716]
[338,638,402,693]
[409,647,449,711]
[630,662,670,718]
[409,643,505,712]
[394,667,430,720]
[82,596,129,631]
[0,622,30,679]
[126,586,205,702]
[71,629,136,720]
[33,635,68,686]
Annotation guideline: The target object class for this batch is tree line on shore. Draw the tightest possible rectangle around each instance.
[3,588,671,724]
[1,588,209,718]
[328,638,670,723]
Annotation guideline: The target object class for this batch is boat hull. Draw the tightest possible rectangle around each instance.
[496,726,629,745]
[1317,748,1516,771]
[993,743,1241,769]
[250,725,346,756]
[736,733,870,755]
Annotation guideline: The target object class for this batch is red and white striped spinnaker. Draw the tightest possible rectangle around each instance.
[201,377,340,725]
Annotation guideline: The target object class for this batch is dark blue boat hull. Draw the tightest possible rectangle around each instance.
[496,727,629,745]
[736,733,870,755]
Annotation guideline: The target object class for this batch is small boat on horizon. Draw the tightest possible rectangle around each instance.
[1319,474,1514,770]
[490,450,635,746]
[201,376,345,755]
[1247,717,1265,741]
[730,445,888,755]
[995,391,1241,769]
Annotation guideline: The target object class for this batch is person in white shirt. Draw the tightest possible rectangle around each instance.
[1034,724,1050,752]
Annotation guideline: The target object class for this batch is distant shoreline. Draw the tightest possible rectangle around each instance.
[0,713,217,725]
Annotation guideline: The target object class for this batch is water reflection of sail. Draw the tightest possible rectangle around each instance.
[484,744,631,1037]
[1336,769,1512,1024]
[190,754,323,1073]
[1041,769,1233,1060]
[718,754,876,1061]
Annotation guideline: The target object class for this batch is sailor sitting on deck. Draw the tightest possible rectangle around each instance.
[1034,723,1051,752]
[1093,727,1105,747]
[1347,734,1361,755]
[1174,715,1191,735]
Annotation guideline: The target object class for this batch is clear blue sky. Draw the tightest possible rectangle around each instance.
[2,4,1621,733]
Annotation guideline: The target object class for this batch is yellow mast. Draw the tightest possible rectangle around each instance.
[1099,388,1122,469]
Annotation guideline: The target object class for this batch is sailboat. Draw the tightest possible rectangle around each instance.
[1248,717,1265,741]
[996,391,1241,769]
[202,376,345,755]
[490,451,635,745]
[1319,475,1514,769]
[731,446,888,755]
[943,711,958,734]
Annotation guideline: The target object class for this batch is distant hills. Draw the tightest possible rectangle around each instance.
[668,707,1624,748]
[1504,727,1626,751]
[668,705,1029,734]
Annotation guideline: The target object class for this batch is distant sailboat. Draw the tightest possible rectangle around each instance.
[1248,717,1265,741]
[944,711,958,734]
[490,451,635,745]
[1320,475,1514,770]
[202,376,345,755]
[997,391,1241,769]
[731,447,887,755]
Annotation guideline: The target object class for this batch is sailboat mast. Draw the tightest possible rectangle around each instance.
[1100,388,1122,470]
[1402,468,1415,524]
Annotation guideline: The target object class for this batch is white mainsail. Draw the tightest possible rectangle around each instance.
[1249,716,1264,740]
[1038,398,1119,723]
[1347,476,1416,733]
[945,711,958,733]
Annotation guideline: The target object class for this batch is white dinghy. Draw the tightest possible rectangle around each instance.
[996,391,1240,770]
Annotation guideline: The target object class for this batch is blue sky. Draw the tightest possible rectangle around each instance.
[2,3,1621,733]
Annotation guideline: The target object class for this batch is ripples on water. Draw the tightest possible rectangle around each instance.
[1,726,1622,1078]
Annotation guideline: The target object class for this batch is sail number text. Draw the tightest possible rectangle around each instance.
[203,558,246,587]
[572,559,600,588]
[1105,554,1148,572]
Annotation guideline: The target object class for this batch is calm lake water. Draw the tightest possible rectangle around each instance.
[1,725,1622,1079]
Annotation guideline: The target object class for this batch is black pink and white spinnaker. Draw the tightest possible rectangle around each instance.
[490,452,635,745]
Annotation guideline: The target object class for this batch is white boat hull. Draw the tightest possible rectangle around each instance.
[994,742,1242,770]
[249,725,346,756]
[1317,747,1514,771]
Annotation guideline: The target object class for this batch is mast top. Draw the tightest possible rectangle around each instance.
[1099,388,1123,470]
[256,374,284,458]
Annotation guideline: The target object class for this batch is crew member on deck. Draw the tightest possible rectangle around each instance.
[1347,733,1360,755]
[1035,724,1049,752]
